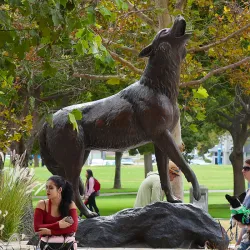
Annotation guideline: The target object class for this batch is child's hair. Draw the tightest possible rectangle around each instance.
[47,175,73,217]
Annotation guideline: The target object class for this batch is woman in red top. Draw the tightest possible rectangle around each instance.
[34,175,78,250]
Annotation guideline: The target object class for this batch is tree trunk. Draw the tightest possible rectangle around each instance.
[175,0,186,12]
[155,0,184,152]
[34,154,39,167]
[155,0,171,29]
[113,152,123,189]
[229,149,245,196]
[0,152,5,185]
[144,153,153,178]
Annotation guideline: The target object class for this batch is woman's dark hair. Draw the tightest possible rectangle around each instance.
[86,169,93,179]
[246,159,250,165]
[47,175,73,217]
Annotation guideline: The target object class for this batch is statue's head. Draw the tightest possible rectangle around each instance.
[139,15,190,63]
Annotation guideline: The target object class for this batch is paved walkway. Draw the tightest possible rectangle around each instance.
[35,189,233,199]
[2,241,236,250]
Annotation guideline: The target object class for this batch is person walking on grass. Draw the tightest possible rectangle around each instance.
[80,169,100,217]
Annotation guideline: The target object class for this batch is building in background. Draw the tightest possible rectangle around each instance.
[209,134,250,165]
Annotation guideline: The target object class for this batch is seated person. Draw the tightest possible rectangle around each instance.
[33,175,78,250]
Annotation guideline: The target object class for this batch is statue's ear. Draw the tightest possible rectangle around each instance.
[139,44,153,58]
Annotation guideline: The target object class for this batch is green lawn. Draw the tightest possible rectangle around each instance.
[32,192,232,218]
[8,164,240,219]
[31,164,242,196]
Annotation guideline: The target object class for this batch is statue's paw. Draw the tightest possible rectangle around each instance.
[171,199,182,203]
[86,211,99,218]
[193,187,201,201]
[167,196,182,203]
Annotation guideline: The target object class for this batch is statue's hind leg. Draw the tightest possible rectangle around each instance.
[64,149,97,218]
[153,130,201,201]
[79,150,90,196]
[79,177,84,196]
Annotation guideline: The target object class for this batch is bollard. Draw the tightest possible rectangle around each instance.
[190,185,208,212]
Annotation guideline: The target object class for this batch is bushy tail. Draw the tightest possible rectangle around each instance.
[39,123,57,173]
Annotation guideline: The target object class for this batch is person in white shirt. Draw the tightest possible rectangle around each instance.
[134,161,183,208]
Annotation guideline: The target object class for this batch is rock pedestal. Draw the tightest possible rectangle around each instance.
[28,202,229,249]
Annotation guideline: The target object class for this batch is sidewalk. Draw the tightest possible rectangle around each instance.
[2,242,236,250]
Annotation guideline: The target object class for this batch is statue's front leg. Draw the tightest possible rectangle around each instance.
[154,130,201,201]
[154,145,182,203]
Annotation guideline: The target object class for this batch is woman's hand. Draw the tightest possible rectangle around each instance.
[84,195,89,200]
[38,228,51,236]
[59,217,72,229]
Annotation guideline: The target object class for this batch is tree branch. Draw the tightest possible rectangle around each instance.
[180,57,250,88]
[102,38,139,55]
[125,0,158,32]
[175,0,186,12]
[217,121,231,131]
[39,90,77,102]
[217,110,233,122]
[235,86,250,113]
[108,50,143,74]
[155,0,172,29]
[73,73,126,80]
[188,23,250,53]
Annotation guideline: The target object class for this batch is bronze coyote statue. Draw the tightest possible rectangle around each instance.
[39,15,201,218]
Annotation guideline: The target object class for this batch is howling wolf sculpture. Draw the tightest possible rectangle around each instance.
[39,15,201,218]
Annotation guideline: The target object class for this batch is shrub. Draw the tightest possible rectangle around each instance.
[0,151,39,241]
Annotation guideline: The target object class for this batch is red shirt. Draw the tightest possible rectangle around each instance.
[33,199,78,235]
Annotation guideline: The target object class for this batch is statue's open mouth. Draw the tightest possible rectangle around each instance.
[172,16,187,38]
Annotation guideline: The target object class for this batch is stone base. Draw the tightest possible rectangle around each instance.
[28,202,229,249]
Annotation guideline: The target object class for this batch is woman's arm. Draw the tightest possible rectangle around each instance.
[51,208,78,235]
[236,226,247,246]
[34,200,60,232]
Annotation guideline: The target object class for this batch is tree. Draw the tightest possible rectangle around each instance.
[72,0,249,174]
[0,0,249,191]
[73,1,249,88]
[113,152,123,189]
[129,144,154,177]
[0,0,114,154]
[216,88,250,195]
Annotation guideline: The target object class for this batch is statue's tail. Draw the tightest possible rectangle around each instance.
[39,123,57,172]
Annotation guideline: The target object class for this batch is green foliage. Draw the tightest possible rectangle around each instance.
[68,109,83,132]
[107,78,121,85]
[192,86,209,99]
[0,0,248,156]
[114,0,128,10]
[129,143,154,156]
[0,153,39,240]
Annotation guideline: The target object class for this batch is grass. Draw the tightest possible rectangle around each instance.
[30,164,245,196]
[4,164,240,219]
[32,192,232,219]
